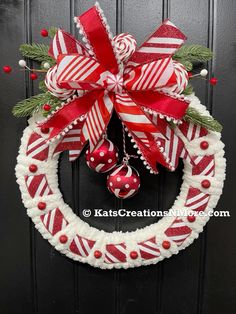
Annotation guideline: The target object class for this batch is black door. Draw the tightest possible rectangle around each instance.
[0,1,235,314]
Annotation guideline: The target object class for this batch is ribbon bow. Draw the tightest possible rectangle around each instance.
[41,3,189,174]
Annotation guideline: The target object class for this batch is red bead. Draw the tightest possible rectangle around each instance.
[201,179,211,189]
[59,235,68,244]
[3,65,12,73]
[162,241,171,249]
[188,72,193,78]
[40,28,48,37]
[94,250,102,259]
[200,141,209,150]
[30,73,38,80]
[29,164,38,173]
[43,104,51,111]
[130,251,138,259]
[209,77,218,85]
[40,126,50,134]
[187,215,196,223]
[38,202,46,210]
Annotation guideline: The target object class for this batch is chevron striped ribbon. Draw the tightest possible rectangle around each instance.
[41,3,190,173]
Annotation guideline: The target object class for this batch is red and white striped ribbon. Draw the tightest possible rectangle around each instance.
[27,132,49,161]
[40,208,68,235]
[69,235,95,257]
[165,218,192,246]
[138,237,161,260]
[104,243,127,263]
[185,187,210,212]
[25,174,53,198]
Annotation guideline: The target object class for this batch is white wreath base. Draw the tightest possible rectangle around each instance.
[15,95,226,269]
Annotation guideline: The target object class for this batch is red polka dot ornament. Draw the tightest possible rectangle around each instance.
[85,138,119,173]
[107,163,140,199]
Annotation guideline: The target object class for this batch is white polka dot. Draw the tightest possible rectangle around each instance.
[90,157,94,161]
[116,153,118,157]
[109,182,113,187]
[100,152,105,157]
[108,159,112,163]
[133,178,137,183]
[117,177,121,182]
[125,184,129,188]
[86,150,88,154]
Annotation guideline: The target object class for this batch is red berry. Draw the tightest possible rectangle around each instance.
[30,73,38,80]
[209,77,218,85]
[29,164,38,173]
[162,241,171,249]
[200,141,209,150]
[40,28,48,37]
[38,202,46,210]
[59,235,68,244]
[187,215,196,223]
[188,72,193,78]
[130,251,138,259]
[3,65,12,73]
[43,104,51,111]
[94,250,102,259]
[201,179,211,189]
[40,126,50,134]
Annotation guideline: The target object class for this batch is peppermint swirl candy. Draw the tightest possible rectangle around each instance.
[113,33,137,62]
[161,61,189,94]
[45,66,75,100]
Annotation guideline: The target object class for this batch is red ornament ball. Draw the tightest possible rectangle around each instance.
[38,202,46,210]
[200,141,209,150]
[43,103,51,111]
[40,126,50,134]
[86,138,118,173]
[40,28,48,37]
[107,164,140,199]
[30,73,38,80]
[29,164,38,173]
[59,235,68,244]
[94,250,102,259]
[3,65,12,73]
[130,251,138,259]
[209,77,218,85]
[187,214,196,223]
[162,241,171,250]
[201,179,211,189]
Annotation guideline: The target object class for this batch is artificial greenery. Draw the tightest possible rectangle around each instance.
[173,44,213,74]
[12,92,60,118]
[184,107,222,132]
[182,84,194,95]
[48,26,58,38]
[19,43,55,64]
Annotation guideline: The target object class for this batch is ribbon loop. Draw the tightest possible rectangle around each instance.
[75,4,120,74]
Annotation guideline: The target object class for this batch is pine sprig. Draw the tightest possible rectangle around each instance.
[12,92,60,117]
[173,44,213,63]
[182,84,194,95]
[48,27,58,38]
[184,107,222,132]
[19,43,55,64]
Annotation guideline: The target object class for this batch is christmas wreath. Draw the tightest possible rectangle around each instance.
[4,3,226,268]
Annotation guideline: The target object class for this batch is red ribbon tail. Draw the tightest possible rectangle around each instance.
[128,90,189,120]
[39,90,102,140]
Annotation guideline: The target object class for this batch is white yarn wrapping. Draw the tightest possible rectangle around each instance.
[113,33,137,62]
[15,95,226,269]
[161,61,189,94]
[45,66,75,100]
